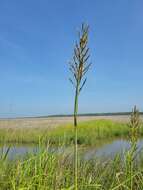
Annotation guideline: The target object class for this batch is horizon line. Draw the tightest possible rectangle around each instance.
[0,111,143,120]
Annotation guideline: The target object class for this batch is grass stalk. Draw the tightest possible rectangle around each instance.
[126,105,140,189]
[69,23,92,190]
[74,85,79,190]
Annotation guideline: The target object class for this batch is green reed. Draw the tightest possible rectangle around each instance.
[69,23,92,190]
[0,141,143,190]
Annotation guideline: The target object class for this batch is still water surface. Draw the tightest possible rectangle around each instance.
[1,139,143,160]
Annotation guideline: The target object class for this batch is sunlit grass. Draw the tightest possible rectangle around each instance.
[0,119,132,145]
[0,118,143,189]
[0,143,143,189]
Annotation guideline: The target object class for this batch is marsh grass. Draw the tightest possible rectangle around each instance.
[125,106,141,190]
[0,120,131,145]
[1,142,143,189]
[0,116,143,189]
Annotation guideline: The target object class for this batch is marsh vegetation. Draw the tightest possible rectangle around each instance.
[0,115,143,189]
[0,120,132,144]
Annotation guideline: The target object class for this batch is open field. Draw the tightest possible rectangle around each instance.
[1,115,143,129]
[0,118,143,145]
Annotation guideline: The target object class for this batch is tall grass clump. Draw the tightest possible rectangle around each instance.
[126,106,141,190]
[69,23,92,190]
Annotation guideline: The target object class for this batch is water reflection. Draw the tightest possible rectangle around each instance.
[0,139,143,160]
[84,139,143,160]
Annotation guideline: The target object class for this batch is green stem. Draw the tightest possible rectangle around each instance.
[74,84,79,190]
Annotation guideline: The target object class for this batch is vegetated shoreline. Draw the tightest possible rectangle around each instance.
[0,143,143,190]
[0,118,143,189]
[1,137,143,189]
[0,115,142,128]
[0,119,143,145]
[1,111,143,120]
[0,114,143,130]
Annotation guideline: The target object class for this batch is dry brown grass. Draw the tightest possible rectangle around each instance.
[0,115,143,129]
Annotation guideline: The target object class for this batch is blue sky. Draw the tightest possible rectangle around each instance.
[0,0,143,118]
